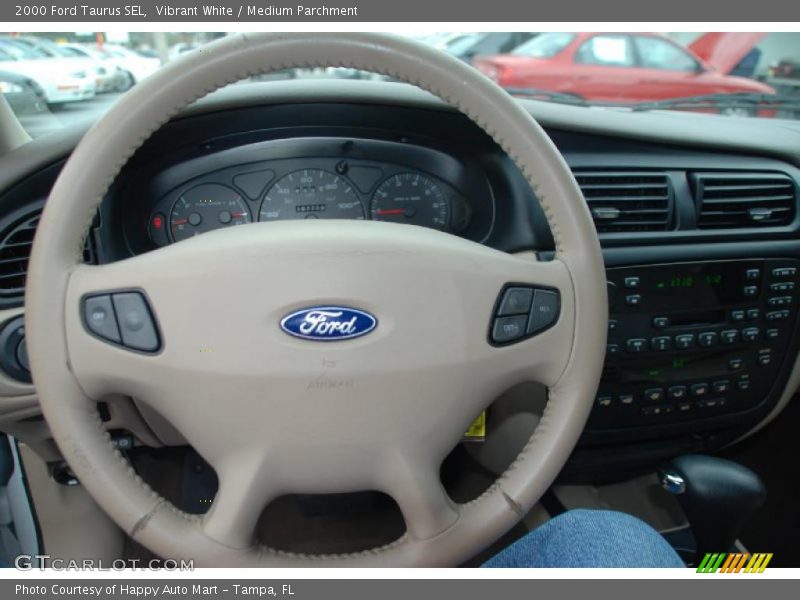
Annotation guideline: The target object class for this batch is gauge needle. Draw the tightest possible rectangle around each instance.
[375,208,405,216]
[231,212,247,218]
[172,218,188,226]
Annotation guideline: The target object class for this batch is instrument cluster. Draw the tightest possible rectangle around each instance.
[138,138,487,249]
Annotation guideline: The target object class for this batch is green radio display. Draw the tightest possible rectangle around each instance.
[656,274,723,289]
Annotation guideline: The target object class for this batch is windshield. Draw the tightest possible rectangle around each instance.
[512,33,576,58]
[444,33,485,55]
[0,38,48,59]
[1,31,799,139]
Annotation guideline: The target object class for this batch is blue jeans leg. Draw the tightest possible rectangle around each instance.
[482,509,685,568]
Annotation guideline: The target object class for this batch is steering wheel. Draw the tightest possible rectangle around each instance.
[25,33,606,567]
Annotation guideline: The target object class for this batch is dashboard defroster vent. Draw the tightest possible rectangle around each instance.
[573,171,673,233]
[693,172,797,229]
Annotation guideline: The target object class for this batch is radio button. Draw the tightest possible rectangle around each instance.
[624,277,640,289]
[728,358,744,371]
[743,285,759,297]
[608,319,618,331]
[677,402,693,412]
[626,338,647,353]
[625,294,642,307]
[691,383,710,397]
[712,380,730,394]
[770,282,795,292]
[766,328,780,340]
[720,329,739,345]
[742,327,760,342]
[771,267,797,278]
[596,395,613,407]
[746,268,761,281]
[768,296,792,307]
[746,308,761,320]
[606,343,620,356]
[641,405,673,416]
[766,309,790,321]
[644,388,664,402]
[651,336,671,351]
[698,332,718,347]
[730,309,746,322]
[652,316,670,329]
[758,354,772,366]
[698,398,725,409]
[668,385,688,400]
[675,334,695,349]
[619,393,635,405]
[737,378,751,391]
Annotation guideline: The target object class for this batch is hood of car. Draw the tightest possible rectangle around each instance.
[689,32,766,74]
[0,59,85,84]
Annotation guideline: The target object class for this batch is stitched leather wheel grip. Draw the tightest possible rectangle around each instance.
[25,33,607,566]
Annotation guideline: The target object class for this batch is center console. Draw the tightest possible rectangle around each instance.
[587,258,800,433]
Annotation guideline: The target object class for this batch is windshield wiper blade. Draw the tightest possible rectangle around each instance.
[503,87,800,114]
[627,92,800,113]
[503,87,589,106]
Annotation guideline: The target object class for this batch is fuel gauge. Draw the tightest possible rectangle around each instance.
[169,183,251,242]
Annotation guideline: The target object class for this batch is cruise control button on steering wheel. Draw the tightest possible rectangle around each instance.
[83,291,160,352]
[491,285,561,345]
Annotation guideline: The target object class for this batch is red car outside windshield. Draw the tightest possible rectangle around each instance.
[473,32,775,105]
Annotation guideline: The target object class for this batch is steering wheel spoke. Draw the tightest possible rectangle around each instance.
[377,451,459,541]
[201,451,278,549]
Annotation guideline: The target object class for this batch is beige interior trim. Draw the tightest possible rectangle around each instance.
[19,444,125,562]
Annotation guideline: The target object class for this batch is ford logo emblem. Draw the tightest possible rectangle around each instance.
[280,306,377,341]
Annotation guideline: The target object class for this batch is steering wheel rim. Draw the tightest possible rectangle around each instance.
[25,33,607,567]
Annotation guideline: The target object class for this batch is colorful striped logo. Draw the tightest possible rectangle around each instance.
[696,553,773,573]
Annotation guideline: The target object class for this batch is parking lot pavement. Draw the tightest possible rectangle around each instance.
[19,92,125,139]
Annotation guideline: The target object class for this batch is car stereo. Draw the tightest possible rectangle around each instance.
[588,258,800,431]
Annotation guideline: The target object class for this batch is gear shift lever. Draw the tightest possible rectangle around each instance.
[659,454,766,558]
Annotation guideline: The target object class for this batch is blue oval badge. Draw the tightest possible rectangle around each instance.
[280,306,377,341]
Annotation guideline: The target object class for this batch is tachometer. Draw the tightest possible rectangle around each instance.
[258,169,364,222]
[370,173,449,231]
[170,183,251,242]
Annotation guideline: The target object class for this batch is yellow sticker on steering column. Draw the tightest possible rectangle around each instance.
[463,412,486,442]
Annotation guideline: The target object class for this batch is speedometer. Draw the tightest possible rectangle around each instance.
[370,173,449,231]
[258,169,364,222]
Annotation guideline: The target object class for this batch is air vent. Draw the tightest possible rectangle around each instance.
[573,171,673,233]
[0,212,39,298]
[0,209,96,300]
[693,172,797,229]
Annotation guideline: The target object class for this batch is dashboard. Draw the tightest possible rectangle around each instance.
[2,80,800,481]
